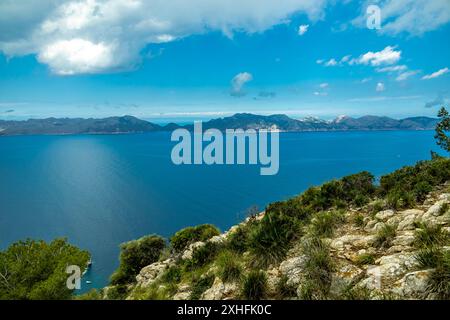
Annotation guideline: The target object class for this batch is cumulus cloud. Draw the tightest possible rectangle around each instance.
[0,0,330,75]
[353,0,450,36]
[376,82,385,92]
[422,67,449,80]
[298,24,309,35]
[357,46,401,66]
[324,58,338,67]
[231,72,253,97]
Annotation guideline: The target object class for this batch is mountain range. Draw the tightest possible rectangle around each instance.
[0,113,439,136]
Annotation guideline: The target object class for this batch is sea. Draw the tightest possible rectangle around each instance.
[0,130,442,290]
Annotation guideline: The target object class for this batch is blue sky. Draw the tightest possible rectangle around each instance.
[0,0,449,121]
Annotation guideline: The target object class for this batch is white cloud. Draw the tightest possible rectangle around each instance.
[316,59,324,65]
[0,0,330,75]
[319,83,329,88]
[358,46,401,66]
[324,58,338,67]
[361,77,372,83]
[422,67,449,80]
[395,70,419,81]
[231,72,253,96]
[352,0,450,36]
[376,65,407,73]
[298,24,309,35]
[376,82,385,92]
[313,91,328,96]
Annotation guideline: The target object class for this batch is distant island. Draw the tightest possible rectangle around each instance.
[0,113,439,136]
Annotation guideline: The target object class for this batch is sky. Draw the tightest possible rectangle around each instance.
[0,0,449,122]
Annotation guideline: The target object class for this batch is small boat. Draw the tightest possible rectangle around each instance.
[86,280,92,284]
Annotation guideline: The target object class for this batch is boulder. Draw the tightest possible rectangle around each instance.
[136,259,174,288]
[375,210,395,221]
[390,269,433,298]
[279,255,307,286]
[201,277,238,300]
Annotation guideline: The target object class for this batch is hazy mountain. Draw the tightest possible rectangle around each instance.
[0,116,161,135]
[0,113,439,136]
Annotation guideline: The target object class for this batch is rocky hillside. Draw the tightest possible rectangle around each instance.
[97,157,450,301]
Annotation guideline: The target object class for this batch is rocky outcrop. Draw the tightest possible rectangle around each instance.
[127,187,449,300]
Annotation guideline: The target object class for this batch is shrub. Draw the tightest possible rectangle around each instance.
[276,275,297,299]
[386,190,415,209]
[379,158,450,202]
[299,237,334,300]
[184,242,218,271]
[355,253,376,266]
[310,210,345,238]
[0,238,90,300]
[162,266,182,284]
[425,250,450,300]
[248,212,299,267]
[170,224,220,252]
[111,235,165,285]
[241,271,267,300]
[374,224,397,248]
[416,248,443,269]
[75,289,103,300]
[353,213,365,228]
[439,202,449,215]
[370,199,386,215]
[413,223,448,249]
[226,221,256,254]
[190,274,215,300]
[216,251,242,283]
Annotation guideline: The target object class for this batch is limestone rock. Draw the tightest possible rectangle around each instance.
[375,210,395,221]
[390,269,433,298]
[279,255,306,286]
[201,277,238,300]
[136,259,174,288]
[181,241,205,260]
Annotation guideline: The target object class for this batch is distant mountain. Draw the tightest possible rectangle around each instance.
[0,116,161,136]
[190,113,438,132]
[0,114,438,136]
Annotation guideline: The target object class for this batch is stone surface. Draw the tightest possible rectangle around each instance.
[279,256,306,286]
[375,210,395,221]
[391,270,433,298]
[136,259,174,288]
[201,277,238,300]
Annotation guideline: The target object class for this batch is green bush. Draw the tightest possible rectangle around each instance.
[226,220,257,254]
[374,224,397,248]
[111,235,165,285]
[310,210,345,238]
[248,212,299,267]
[162,266,182,284]
[355,253,376,266]
[184,242,218,271]
[170,224,220,252]
[0,238,90,300]
[276,275,297,299]
[190,274,215,300]
[425,250,450,299]
[353,213,365,228]
[216,251,242,283]
[299,237,334,300]
[416,248,443,269]
[379,158,450,202]
[241,271,267,300]
[413,223,448,249]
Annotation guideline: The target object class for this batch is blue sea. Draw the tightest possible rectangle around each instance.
[0,130,442,290]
